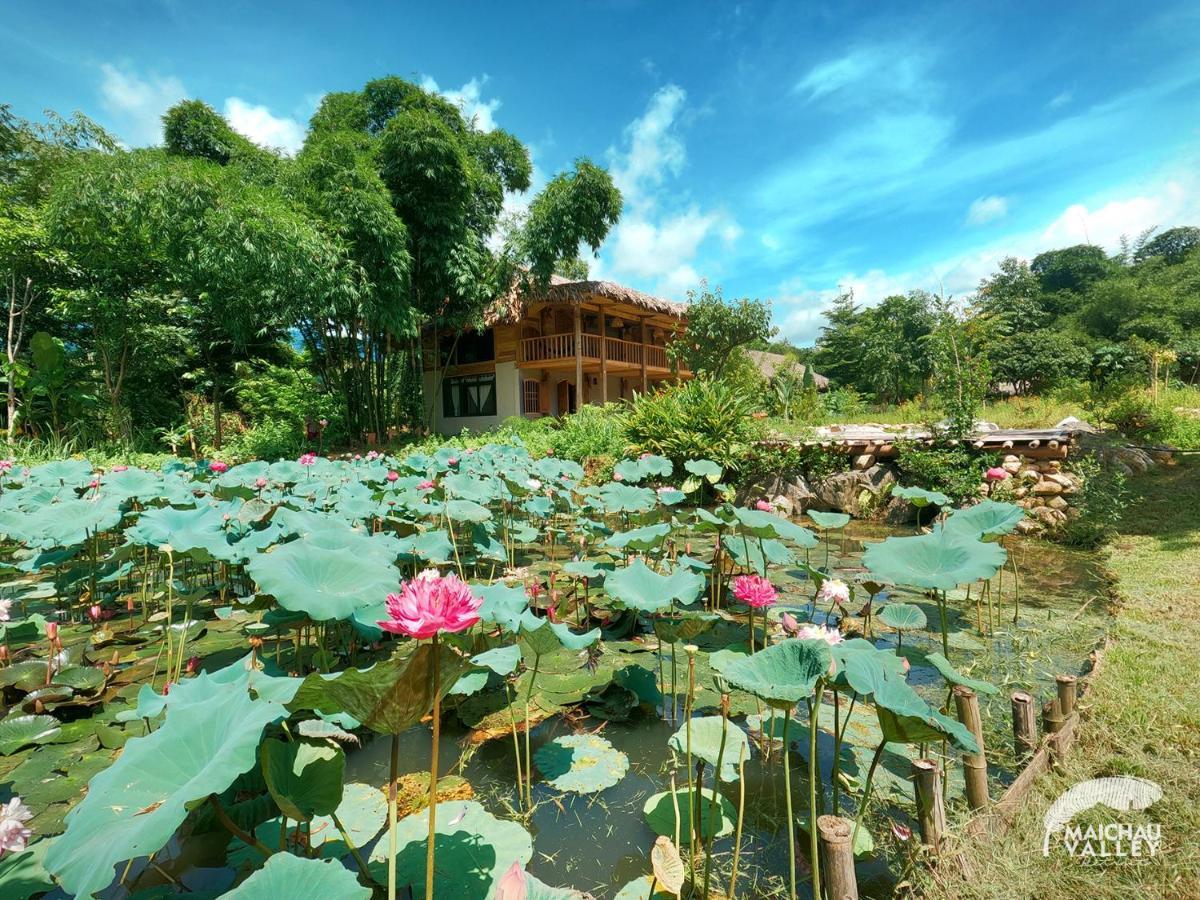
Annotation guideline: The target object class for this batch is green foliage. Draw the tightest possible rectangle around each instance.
[894,442,991,505]
[666,283,774,378]
[929,299,990,439]
[625,377,763,475]
[1063,453,1130,548]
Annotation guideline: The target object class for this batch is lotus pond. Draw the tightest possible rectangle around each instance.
[0,447,1109,899]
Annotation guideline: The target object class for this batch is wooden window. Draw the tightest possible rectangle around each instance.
[522,380,541,415]
[439,330,495,366]
[443,374,497,418]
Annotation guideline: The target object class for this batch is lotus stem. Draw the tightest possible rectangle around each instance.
[702,694,731,899]
[332,811,373,885]
[684,644,698,849]
[523,652,542,810]
[781,707,797,900]
[208,794,272,859]
[670,760,682,849]
[387,733,399,900]
[807,684,824,900]
[426,633,441,900]
[938,590,950,657]
[505,680,524,810]
[851,739,886,852]
[729,744,747,899]
[832,691,841,813]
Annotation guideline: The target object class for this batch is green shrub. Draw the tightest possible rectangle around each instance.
[625,377,763,475]
[233,361,344,445]
[893,442,992,505]
[220,419,307,462]
[1063,453,1129,548]
[739,442,851,487]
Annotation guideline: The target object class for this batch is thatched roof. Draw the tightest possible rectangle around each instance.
[486,275,687,325]
[746,350,829,389]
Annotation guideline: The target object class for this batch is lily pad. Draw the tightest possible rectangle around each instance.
[534,733,629,793]
[260,738,345,821]
[863,530,1007,591]
[807,510,851,530]
[224,852,370,900]
[877,603,927,632]
[0,715,62,756]
[643,787,735,845]
[668,716,749,781]
[715,638,832,709]
[604,559,705,613]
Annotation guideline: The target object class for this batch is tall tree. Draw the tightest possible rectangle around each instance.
[668,284,774,378]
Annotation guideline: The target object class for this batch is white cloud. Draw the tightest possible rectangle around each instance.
[223,98,305,155]
[609,84,687,207]
[966,195,1009,225]
[774,166,1200,345]
[420,75,501,132]
[1048,90,1073,109]
[98,63,187,146]
[794,45,933,106]
[598,85,738,298]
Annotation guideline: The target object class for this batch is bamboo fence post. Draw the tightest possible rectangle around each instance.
[1011,691,1038,760]
[913,759,945,850]
[953,686,989,811]
[817,815,859,900]
[1042,697,1065,735]
[1056,674,1077,717]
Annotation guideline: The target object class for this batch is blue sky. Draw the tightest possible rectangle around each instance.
[5,1,1200,343]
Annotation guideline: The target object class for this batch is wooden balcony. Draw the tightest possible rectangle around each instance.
[518,333,686,375]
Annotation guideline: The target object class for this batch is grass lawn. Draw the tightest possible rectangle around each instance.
[918,456,1200,899]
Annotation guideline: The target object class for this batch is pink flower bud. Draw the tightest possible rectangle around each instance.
[45,622,58,641]
[387,471,399,482]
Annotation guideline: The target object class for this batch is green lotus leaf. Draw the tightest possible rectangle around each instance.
[863,530,1007,591]
[25,498,125,551]
[472,643,522,676]
[943,500,1025,539]
[518,613,601,657]
[0,661,54,693]
[102,467,163,501]
[597,482,657,514]
[367,799,532,899]
[676,554,712,572]
[691,506,734,531]
[613,458,648,482]
[605,523,672,552]
[310,781,388,855]
[615,875,676,900]
[872,679,979,752]
[472,583,529,633]
[124,505,230,557]
[248,538,398,622]
[27,459,93,487]
[51,666,105,693]
[260,737,346,821]
[0,714,62,755]
[396,530,455,564]
[445,499,492,523]
[897,648,999,695]
[733,507,819,547]
[562,560,616,581]
[639,455,673,477]
[892,485,951,508]
[287,643,472,735]
[715,638,832,709]
[224,852,370,900]
[0,837,55,900]
[656,488,687,506]
[684,459,723,483]
[44,675,286,899]
[442,472,493,503]
[604,559,705,613]
[722,535,793,575]
[877,602,927,632]
[534,733,629,792]
[807,510,851,530]
[643,787,734,844]
[653,612,719,644]
[828,639,908,697]
[668,716,750,782]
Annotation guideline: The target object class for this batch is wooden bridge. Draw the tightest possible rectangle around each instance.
[760,424,1082,460]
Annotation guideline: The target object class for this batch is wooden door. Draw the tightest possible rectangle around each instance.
[557,380,576,415]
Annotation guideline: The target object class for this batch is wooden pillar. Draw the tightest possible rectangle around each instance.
[1056,675,1077,717]
[817,815,859,900]
[573,303,582,414]
[912,759,945,849]
[1011,691,1038,759]
[640,317,648,393]
[954,686,989,811]
[600,309,608,404]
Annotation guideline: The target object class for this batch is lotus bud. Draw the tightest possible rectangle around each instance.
[387,471,399,482]
[162,681,171,695]
[44,622,58,641]
[126,596,136,612]
[185,655,200,675]
[88,604,101,622]
[0,646,8,663]
[495,861,527,900]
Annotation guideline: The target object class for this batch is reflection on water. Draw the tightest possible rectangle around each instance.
[342,524,1109,898]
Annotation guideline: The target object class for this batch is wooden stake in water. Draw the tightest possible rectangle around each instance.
[1011,690,1038,760]
[817,815,860,900]
[1056,674,1077,717]
[913,759,945,850]
[953,686,989,811]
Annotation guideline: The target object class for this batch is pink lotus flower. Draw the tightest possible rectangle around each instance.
[299,452,317,466]
[612,472,624,482]
[795,623,844,646]
[755,499,773,512]
[0,646,8,663]
[112,464,128,473]
[985,466,1009,482]
[817,579,850,606]
[318,418,328,428]
[0,599,10,622]
[209,460,229,474]
[417,479,435,490]
[366,450,379,461]
[354,453,362,460]
[88,604,101,622]
[732,574,777,609]
[386,471,399,483]
[526,478,542,491]
[0,797,33,855]
[0,460,12,473]
[255,477,268,489]
[447,457,459,466]
[495,861,527,900]
[88,479,99,490]
[378,572,482,640]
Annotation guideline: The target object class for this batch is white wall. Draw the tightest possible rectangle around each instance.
[424,361,520,434]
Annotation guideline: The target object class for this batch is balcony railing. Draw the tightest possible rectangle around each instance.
[518,334,682,371]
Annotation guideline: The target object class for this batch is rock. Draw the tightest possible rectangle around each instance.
[1034,507,1067,527]
[810,464,898,516]
[1018,468,1040,483]
[1002,458,1022,474]
[1056,415,1097,433]
[1015,518,1041,535]
[1033,480,1063,496]
[882,496,917,525]
[1013,487,1028,499]
[1044,473,1075,489]
[737,474,815,512]
[770,494,795,517]
[853,453,876,470]
[1047,496,1068,510]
